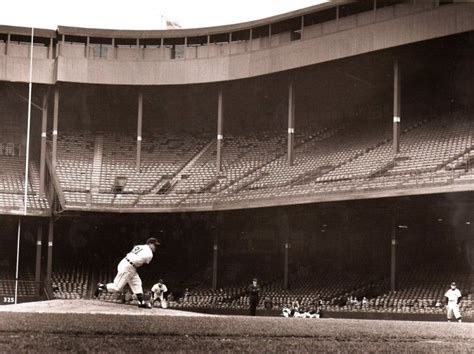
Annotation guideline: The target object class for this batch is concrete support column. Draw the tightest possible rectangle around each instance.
[284,239,289,290]
[279,209,290,290]
[136,91,143,172]
[46,217,54,285]
[55,38,59,58]
[288,81,295,166]
[5,33,10,55]
[39,92,48,197]
[216,88,224,174]
[85,37,90,58]
[373,0,378,22]
[35,224,43,295]
[48,38,54,59]
[390,212,398,292]
[111,38,116,59]
[52,87,59,169]
[212,232,218,289]
[300,15,305,39]
[136,39,140,60]
[60,34,65,57]
[393,59,401,154]
[248,29,253,51]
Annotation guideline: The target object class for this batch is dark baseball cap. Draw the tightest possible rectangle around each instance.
[146,237,161,246]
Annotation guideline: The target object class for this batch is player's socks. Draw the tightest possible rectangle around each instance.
[136,294,143,306]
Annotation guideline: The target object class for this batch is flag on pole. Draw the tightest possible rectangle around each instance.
[161,15,181,29]
[165,19,181,29]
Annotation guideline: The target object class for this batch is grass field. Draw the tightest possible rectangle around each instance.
[0,300,472,352]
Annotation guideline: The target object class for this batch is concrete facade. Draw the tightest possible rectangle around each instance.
[0,2,472,85]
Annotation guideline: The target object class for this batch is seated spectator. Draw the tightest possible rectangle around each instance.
[282,301,300,318]
[294,307,306,318]
[282,303,293,317]
[306,305,322,318]
[264,297,273,311]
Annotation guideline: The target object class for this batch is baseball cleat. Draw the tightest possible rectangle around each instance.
[94,283,105,297]
[138,302,152,309]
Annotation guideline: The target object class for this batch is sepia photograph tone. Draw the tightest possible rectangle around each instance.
[0,0,472,352]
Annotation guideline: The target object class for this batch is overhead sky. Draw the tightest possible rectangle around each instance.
[1,0,328,30]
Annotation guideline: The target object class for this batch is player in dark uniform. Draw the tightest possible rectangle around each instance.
[247,278,261,316]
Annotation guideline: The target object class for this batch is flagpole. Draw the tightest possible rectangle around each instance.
[24,26,34,215]
[14,218,22,304]
[15,26,34,305]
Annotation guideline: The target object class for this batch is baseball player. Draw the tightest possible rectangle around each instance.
[95,237,160,308]
[150,279,168,308]
[444,282,462,322]
[247,278,261,316]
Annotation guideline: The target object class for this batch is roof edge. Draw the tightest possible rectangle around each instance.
[0,25,56,38]
[56,0,352,38]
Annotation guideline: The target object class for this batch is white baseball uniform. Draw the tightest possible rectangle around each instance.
[151,283,168,302]
[106,244,154,294]
[444,288,462,320]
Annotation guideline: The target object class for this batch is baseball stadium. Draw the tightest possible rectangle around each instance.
[0,0,473,351]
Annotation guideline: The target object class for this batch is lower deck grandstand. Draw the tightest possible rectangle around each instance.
[2,192,471,319]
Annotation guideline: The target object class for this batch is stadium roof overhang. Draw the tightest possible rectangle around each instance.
[56,0,352,39]
[0,25,56,38]
[56,185,474,214]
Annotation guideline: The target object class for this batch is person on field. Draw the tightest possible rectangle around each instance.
[445,282,462,322]
[150,279,168,308]
[247,278,261,316]
[95,237,160,309]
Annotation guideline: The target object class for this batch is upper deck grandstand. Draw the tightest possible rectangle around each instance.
[0,0,472,214]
